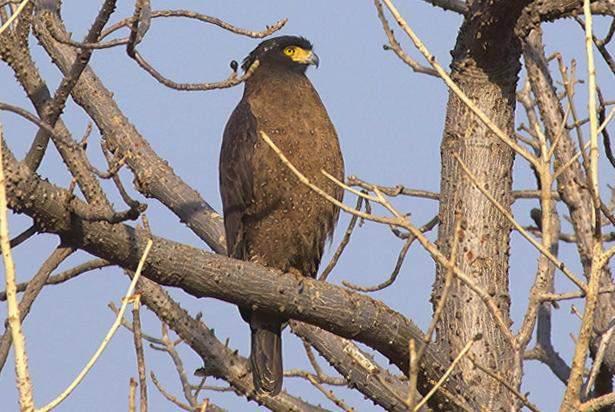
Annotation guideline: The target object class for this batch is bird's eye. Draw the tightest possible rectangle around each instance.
[283,47,296,56]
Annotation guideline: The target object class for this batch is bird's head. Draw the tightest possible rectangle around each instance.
[241,35,319,73]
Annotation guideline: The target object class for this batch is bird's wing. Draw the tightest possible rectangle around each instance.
[219,101,258,259]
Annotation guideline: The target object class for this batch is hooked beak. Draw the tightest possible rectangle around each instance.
[307,51,320,68]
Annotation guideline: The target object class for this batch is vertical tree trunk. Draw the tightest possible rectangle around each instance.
[433,2,529,408]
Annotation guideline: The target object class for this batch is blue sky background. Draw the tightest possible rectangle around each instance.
[0,1,613,411]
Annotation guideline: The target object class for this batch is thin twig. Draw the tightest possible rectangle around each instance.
[374,0,437,76]
[0,0,28,35]
[129,378,137,412]
[108,302,163,345]
[348,176,439,200]
[37,240,153,412]
[561,2,607,407]
[284,369,346,386]
[469,356,541,412]
[131,295,148,412]
[342,215,438,291]
[377,0,538,167]
[414,335,481,411]
[574,16,615,74]
[343,236,412,292]
[150,372,193,411]
[454,154,586,291]
[541,286,615,302]
[101,10,287,40]
[0,259,111,301]
[584,319,615,396]
[9,224,36,248]
[155,323,197,407]
[319,196,363,281]
[0,122,34,409]
[305,374,354,412]
[130,52,260,91]
[0,245,74,373]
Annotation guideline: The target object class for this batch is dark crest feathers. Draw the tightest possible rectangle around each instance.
[241,35,313,71]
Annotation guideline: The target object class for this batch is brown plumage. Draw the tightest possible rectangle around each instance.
[219,36,344,395]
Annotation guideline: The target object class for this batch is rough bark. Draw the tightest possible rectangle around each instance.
[136,277,328,412]
[1,142,476,411]
[15,10,474,409]
[291,322,416,412]
[433,1,530,409]
[518,0,615,36]
[32,10,226,254]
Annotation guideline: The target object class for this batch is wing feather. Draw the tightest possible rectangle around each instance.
[219,101,257,259]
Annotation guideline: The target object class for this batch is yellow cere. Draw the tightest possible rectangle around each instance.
[283,46,313,63]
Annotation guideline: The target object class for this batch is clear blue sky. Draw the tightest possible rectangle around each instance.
[1,1,613,410]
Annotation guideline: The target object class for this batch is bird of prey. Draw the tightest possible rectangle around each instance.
[219,36,344,395]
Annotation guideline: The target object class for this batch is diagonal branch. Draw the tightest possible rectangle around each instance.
[136,277,329,412]
[32,11,227,252]
[291,322,415,412]
[1,137,476,411]
[0,245,74,373]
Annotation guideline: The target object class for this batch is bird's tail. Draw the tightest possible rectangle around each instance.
[249,312,283,395]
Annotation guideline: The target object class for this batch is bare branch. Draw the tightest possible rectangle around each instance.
[32,13,227,252]
[418,0,468,14]
[9,224,36,248]
[101,10,287,41]
[131,296,148,412]
[1,140,475,411]
[0,122,34,409]
[319,197,362,281]
[574,16,615,74]
[348,176,439,200]
[128,51,261,91]
[469,356,541,412]
[342,215,438,292]
[0,245,73,374]
[150,372,194,412]
[374,0,438,77]
[292,322,416,412]
[136,278,329,411]
[37,240,153,412]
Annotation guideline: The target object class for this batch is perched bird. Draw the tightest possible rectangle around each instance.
[219,36,344,395]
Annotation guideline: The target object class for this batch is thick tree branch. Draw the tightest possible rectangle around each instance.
[32,10,226,253]
[419,0,468,14]
[291,322,417,412]
[25,10,469,410]
[1,138,476,411]
[517,0,615,37]
[136,277,330,412]
[0,20,110,209]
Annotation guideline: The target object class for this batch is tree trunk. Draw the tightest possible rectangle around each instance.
[433,2,529,409]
